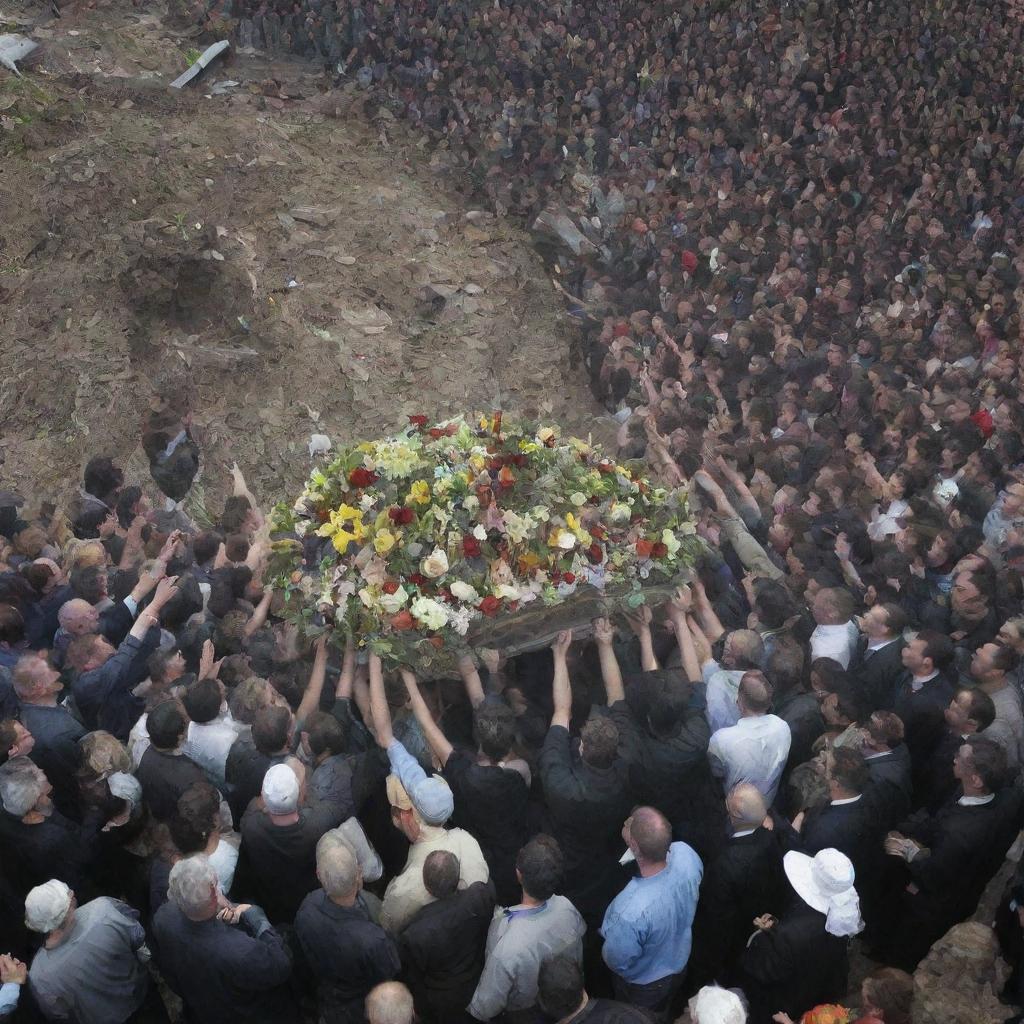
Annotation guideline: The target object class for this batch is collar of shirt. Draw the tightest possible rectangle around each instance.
[867,637,898,652]
[863,750,890,761]
[910,670,939,691]
[959,793,995,806]
[831,795,862,806]
[504,901,548,920]
[732,828,757,838]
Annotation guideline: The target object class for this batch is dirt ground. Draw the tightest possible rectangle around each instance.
[0,0,607,520]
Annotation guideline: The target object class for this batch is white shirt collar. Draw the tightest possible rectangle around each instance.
[831,795,862,806]
[732,828,757,838]
[867,636,899,652]
[958,793,995,806]
[910,670,939,691]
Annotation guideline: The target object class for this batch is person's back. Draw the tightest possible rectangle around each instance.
[294,836,400,1024]
[469,837,585,1023]
[239,763,344,924]
[153,855,296,1024]
[27,889,149,1024]
[400,854,495,1024]
[136,701,206,822]
[540,713,632,923]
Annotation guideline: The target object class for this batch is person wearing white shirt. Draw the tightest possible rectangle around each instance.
[707,671,791,806]
[809,588,859,669]
[181,677,245,789]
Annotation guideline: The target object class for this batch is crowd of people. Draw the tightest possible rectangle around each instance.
[4,0,1024,1020]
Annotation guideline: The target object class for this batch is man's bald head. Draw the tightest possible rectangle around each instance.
[57,599,99,637]
[626,806,672,863]
[726,783,767,830]
[724,629,764,670]
[365,982,414,1024]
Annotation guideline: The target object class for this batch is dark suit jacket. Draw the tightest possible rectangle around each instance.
[855,638,906,711]
[893,672,955,783]
[737,903,850,1023]
[801,797,885,904]
[864,745,913,828]
[688,827,788,990]
[882,788,1024,969]
[399,880,495,1024]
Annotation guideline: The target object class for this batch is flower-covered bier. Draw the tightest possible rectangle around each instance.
[269,414,701,670]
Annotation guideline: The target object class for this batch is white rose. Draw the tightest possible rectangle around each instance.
[557,530,576,550]
[569,492,587,506]
[421,547,450,578]
[379,585,409,614]
[472,524,488,541]
[358,587,377,609]
[463,495,480,512]
[493,584,521,600]
[410,596,449,631]
[450,581,481,605]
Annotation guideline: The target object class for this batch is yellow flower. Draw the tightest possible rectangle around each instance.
[373,529,399,555]
[407,480,431,506]
[565,512,590,543]
[316,504,366,553]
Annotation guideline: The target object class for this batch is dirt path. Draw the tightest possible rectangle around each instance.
[0,1,606,518]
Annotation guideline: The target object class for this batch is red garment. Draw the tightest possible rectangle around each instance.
[971,408,994,438]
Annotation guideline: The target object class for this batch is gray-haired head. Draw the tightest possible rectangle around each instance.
[168,855,218,919]
[315,832,359,899]
[0,756,48,817]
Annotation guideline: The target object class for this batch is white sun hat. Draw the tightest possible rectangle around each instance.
[783,848,864,937]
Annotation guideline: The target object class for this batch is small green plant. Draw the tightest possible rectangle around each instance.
[172,213,189,240]
[184,47,203,67]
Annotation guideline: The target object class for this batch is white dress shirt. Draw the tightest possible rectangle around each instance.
[707,713,792,806]
[810,621,860,669]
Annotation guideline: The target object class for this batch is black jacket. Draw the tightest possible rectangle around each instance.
[854,637,906,711]
[539,722,633,924]
[689,827,788,990]
[443,751,530,907]
[153,903,297,1024]
[774,689,824,774]
[881,787,1024,969]
[800,797,885,906]
[136,746,207,823]
[399,880,495,1024]
[864,745,913,828]
[893,672,955,781]
[19,702,86,816]
[737,902,850,1024]
[295,889,400,1022]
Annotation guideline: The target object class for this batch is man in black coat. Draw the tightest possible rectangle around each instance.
[893,630,956,787]
[918,687,995,812]
[688,783,787,991]
[540,629,633,927]
[295,834,400,1024]
[135,700,206,823]
[861,711,913,830]
[399,851,495,1024]
[853,603,908,711]
[880,736,1023,970]
[796,747,885,931]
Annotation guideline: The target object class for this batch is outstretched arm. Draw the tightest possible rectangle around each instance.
[626,605,659,671]
[457,653,486,709]
[335,640,356,701]
[593,617,625,705]
[550,630,573,730]
[295,633,329,727]
[691,578,725,644]
[667,587,703,682]
[401,668,454,767]
[368,653,394,748]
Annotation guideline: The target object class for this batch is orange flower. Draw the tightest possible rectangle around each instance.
[635,539,654,558]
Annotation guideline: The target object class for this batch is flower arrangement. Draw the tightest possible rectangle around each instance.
[269,413,701,671]
[799,1006,851,1024]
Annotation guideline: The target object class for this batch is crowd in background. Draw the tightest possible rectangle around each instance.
[4,0,1024,1020]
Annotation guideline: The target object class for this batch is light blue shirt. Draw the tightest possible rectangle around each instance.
[600,841,703,984]
[0,983,20,1018]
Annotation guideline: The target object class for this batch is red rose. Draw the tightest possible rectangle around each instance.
[408,415,428,428]
[590,525,607,541]
[463,535,482,558]
[382,581,399,595]
[636,539,654,558]
[348,467,378,488]
[428,428,444,439]
[563,572,576,584]
[587,543,604,563]
[651,542,669,558]
[444,424,459,437]
[390,610,415,631]
[388,506,414,525]
[408,573,427,587]
[428,636,444,649]
[487,457,504,472]
[497,466,515,488]
[479,595,501,616]
[509,454,527,468]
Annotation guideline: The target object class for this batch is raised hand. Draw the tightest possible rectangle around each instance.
[551,629,573,658]
[592,617,615,646]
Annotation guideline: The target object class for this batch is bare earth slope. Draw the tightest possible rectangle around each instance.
[0,1,604,513]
